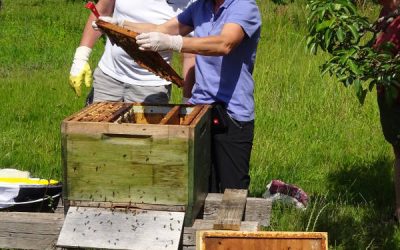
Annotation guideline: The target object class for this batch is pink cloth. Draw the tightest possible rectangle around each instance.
[268,180,309,207]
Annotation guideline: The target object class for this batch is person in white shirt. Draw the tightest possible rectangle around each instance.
[69,0,195,104]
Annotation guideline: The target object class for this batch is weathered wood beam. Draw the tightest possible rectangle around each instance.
[213,189,248,230]
[0,212,64,250]
[204,193,272,228]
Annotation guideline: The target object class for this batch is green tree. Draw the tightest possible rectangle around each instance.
[307,0,400,104]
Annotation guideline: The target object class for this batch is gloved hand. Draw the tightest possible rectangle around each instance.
[136,32,183,52]
[69,46,92,97]
[92,16,124,30]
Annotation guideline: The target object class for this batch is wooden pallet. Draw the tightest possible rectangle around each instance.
[0,192,272,250]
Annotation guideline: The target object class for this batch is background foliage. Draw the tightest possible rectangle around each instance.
[0,0,399,248]
[307,0,400,104]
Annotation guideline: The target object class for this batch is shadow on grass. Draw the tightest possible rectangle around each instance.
[315,157,400,249]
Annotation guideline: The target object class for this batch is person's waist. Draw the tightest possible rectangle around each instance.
[211,102,254,123]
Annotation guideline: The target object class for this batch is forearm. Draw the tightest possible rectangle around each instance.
[79,0,115,48]
[181,36,236,56]
[79,14,103,48]
[182,53,195,98]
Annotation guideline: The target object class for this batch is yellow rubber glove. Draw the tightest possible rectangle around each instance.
[69,46,93,97]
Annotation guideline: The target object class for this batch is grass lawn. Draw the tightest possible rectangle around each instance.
[0,0,399,248]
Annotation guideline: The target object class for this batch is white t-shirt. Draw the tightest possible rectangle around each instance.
[98,0,193,86]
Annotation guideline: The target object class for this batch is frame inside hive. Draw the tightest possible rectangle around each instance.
[96,20,184,87]
[66,102,204,125]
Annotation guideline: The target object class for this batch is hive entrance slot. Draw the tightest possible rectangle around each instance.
[102,133,153,139]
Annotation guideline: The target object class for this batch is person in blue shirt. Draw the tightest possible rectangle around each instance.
[116,0,261,192]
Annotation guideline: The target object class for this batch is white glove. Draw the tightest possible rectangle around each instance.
[69,46,92,96]
[92,16,124,30]
[136,32,183,52]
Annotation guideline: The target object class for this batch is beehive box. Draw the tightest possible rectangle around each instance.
[61,102,211,226]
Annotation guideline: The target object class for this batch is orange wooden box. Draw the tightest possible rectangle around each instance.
[197,231,328,250]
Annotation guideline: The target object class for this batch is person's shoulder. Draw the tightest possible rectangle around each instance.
[230,0,260,12]
[232,0,259,6]
[230,0,260,17]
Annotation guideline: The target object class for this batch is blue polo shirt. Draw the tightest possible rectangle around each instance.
[178,0,261,121]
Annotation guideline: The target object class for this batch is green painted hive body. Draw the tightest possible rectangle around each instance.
[61,103,211,226]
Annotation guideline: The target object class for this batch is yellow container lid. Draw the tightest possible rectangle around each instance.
[0,178,59,185]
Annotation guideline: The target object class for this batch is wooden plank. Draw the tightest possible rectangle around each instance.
[203,193,222,220]
[245,197,272,228]
[204,193,272,227]
[0,212,64,250]
[183,220,258,246]
[194,219,258,231]
[57,207,184,250]
[181,106,203,125]
[188,105,211,128]
[197,231,328,250]
[160,105,181,125]
[183,227,197,246]
[213,189,248,230]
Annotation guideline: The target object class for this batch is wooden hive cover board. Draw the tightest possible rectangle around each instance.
[197,231,328,250]
[57,207,184,250]
[96,20,184,87]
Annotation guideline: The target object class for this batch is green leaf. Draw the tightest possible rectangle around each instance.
[337,27,345,43]
[324,29,333,50]
[309,43,317,55]
[316,19,335,32]
[346,24,359,43]
[347,59,362,75]
[306,36,314,48]
[333,3,342,11]
[339,48,356,64]
[321,63,332,75]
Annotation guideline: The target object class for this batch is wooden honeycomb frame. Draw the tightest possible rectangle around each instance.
[96,20,184,87]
